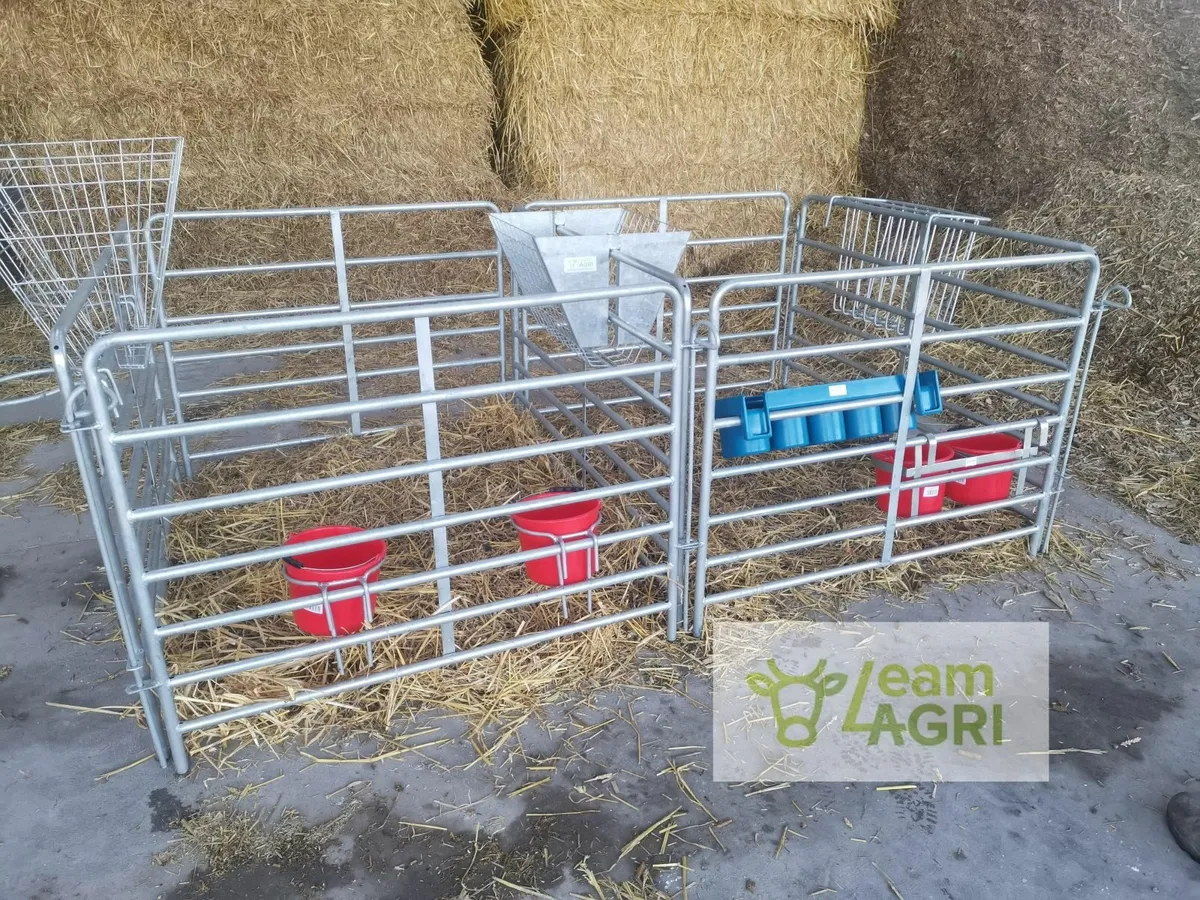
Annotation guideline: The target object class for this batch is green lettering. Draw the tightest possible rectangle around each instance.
[867,703,906,746]
[911,663,941,697]
[842,661,876,734]
[909,704,948,745]
[945,664,993,698]
[954,704,988,745]
[992,703,1003,744]
[878,663,909,698]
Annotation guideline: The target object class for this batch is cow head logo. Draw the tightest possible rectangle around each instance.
[747,658,848,748]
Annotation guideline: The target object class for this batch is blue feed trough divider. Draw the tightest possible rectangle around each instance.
[715,371,943,459]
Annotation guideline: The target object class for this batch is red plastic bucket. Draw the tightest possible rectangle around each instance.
[943,433,1024,505]
[283,526,387,636]
[873,443,956,518]
[510,491,601,586]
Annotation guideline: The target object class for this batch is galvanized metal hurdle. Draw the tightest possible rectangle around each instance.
[688,205,1115,635]
[62,230,692,773]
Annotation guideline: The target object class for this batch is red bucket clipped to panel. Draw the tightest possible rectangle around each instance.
[511,490,601,586]
[283,525,387,636]
[943,432,1025,505]
[872,443,956,518]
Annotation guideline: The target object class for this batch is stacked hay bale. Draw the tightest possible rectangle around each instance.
[0,0,498,208]
[483,0,893,233]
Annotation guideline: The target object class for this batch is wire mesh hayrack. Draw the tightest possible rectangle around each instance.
[810,196,989,337]
[0,137,184,369]
[490,207,691,367]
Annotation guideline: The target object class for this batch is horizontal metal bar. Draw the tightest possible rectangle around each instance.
[514,333,671,468]
[709,456,1050,527]
[710,484,887,526]
[687,234,783,247]
[797,237,1084,320]
[708,524,884,566]
[782,318,1060,415]
[177,355,500,401]
[716,252,1098,301]
[177,595,670,734]
[168,302,340,324]
[609,313,671,355]
[166,200,501,221]
[938,371,1067,398]
[133,423,670,523]
[702,526,1038,606]
[707,493,1047,567]
[187,431,336,462]
[170,561,670,688]
[803,196,1091,253]
[711,416,1058,479]
[172,323,499,364]
[114,359,674,446]
[807,281,1074,370]
[167,291,501,327]
[158,522,669,638]
[145,477,670,582]
[723,316,1078,369]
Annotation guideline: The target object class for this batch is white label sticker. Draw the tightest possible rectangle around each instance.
[922,486,940,498]
[828,384,848,397]
[303,603,326,616]
[563,255,598,274]
[964,458,978,467]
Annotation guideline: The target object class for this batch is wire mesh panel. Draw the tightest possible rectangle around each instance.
[0,137,184,364]
[801,197,988,336]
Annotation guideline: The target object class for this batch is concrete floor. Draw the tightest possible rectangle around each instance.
[2,421,1199,899]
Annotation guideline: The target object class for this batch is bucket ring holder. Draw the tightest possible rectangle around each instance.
[283,558,385,675]
[885,438,960,516]
[512,485,601,619]
[945,421,1049,496]
[513,484,601,618]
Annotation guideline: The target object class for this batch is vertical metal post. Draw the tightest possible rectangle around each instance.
[1032,260,1101,554]
[62,395,170,769]
[781,201,810,387]
[145,212,193,480]
[662,286,690,642]
[495,235,508,384]
[330,210,361,436]
[82,351,191,774]
[691,310,724,637]
[414,315,455,654]
[880,268,933,563]
[768,196,792,385]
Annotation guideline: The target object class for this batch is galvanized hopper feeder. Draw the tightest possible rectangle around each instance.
[489,208,690,366]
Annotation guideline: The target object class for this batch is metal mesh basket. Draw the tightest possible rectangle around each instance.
[825,198,988,336]
[491,207,689,367]
[0,137,184,366]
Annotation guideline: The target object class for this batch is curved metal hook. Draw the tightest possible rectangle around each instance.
[1099,283,1133,312]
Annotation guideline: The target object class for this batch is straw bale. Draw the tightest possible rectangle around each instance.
[0,0,499,208]
[490,11,870,235]
[482,0,898,32]
[997,165,1200,541]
